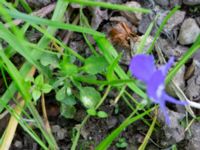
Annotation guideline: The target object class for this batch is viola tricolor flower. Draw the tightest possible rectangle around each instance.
[129,54,187,124]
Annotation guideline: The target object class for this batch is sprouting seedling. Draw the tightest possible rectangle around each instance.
[129,54,187,124]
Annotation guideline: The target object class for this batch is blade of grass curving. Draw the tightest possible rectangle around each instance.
[80,8,99,56]
[74,76,135,86]
[94,36,146,98]
[147,6,180,53]
[66,0,151,13]
[96,107,153,150]
[0,99,48,150]
[19,0,32,13]
[0,95,48,149]
[106,53,122,81]
[136,20,154,54]
[0,49,57,149]
[0,23,50,76]
[0,66,44,124]
[0,0,69,112]
[0,3,24,41]
[30,24,85,61]
[138,109,157,150]
[5,9,104,37]
[166,35,200,84]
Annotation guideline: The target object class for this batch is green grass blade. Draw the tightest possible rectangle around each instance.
[0,0,69,112]
[95,108,153,150]
[66,0,151,13]
[94,36,146,98]
[0,99,48,150]
[147,6,180,53]
[166,35,200,84]
[5,9,105,37]
[136,20,154,54]
[0,49,58,149]
[138,110,157,150]
[19,0,32,13]
[0,23,50,76]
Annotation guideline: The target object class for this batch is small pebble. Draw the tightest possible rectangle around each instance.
[155,0,169,7]
[178,18,200,45]
[14,140,23,148]
[121,1,142,25]
[183,0,200,5]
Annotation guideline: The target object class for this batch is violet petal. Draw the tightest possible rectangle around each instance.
[163,92,187,105]
[129,54,156,83]
[147,70,165,102]
[160,57,174,76]
[160,102,170,125]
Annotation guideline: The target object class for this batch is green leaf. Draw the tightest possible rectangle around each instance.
[42,84,52,93]
[97,111,108,118]
[40,54,58,67]
[56,86,66,101]
[87,108,97,116]
[61,95,77,106]
[80,87,101,108]
[66,87,72,96]
[83,55,108,75]
[32,89,41,101]
[25,76,34,82]
[60,63,78,76]
[60,104,76,119]
[66,0,151,13]
[106,53,121,81]
[34,74,44,87]
[116,142,128,148]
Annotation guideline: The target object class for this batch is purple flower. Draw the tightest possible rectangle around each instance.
[129,54,187,124]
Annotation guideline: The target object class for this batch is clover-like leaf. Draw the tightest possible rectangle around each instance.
[83,55,108,75]
[97,111,108,118]
[42,84,52,93]
[60,104,76,119]
[32,89,41,101]
[80,87,101,108]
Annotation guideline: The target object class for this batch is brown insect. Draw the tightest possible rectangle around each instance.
[109,22,139,49]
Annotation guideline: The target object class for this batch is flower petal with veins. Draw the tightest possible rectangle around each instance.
[129,54,187,125]
[129,54,156,83]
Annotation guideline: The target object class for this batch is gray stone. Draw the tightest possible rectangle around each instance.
[183,0,200,5]
[91,7,108,30]
[155,0,182,8]
[57,128,67,140]
[155,0,169,7]
[131,35,153,53]
[178,18,200,45]
[157,10,186,32]
[193,48,200,60]
[185,60,200,101]
[186,122,200,149]
[121,1,142,25]
[106,116,117,129]
[166,11,186,31]
[172,65,185,90]
[14,141,23,148]
[158,109,185,147]
[156,38,188,58]
[196,17,200,26]
[169,0,183,7]
[138,14,153,34]
[27,0,51,7]
[52,125,67,140]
